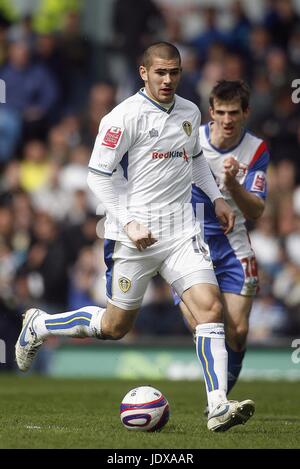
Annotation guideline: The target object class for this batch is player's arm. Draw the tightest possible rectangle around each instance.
[223,155,267,221]
[192,152,235,234]
[87,170,133,228]
[87,115,156,251]
[87,172,157,251]
[124,220,157,251]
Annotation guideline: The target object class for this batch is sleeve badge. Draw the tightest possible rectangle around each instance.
[251,171,266,192]
[102,127,123,149]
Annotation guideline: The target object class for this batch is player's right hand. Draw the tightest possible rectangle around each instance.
[213,198,235,235]
[124,220,157,251]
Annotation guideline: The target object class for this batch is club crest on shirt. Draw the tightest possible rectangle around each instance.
[182,121,192,137]
[102,127,123,149]
[118,276,131,293]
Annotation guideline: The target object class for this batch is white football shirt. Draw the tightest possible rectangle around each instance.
[88,89,203,243]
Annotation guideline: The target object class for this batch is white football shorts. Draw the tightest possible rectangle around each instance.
[104,235,217,310]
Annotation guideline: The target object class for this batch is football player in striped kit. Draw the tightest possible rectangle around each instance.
[177,80,269,410]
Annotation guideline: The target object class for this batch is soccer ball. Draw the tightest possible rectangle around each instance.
[120,385,170,432]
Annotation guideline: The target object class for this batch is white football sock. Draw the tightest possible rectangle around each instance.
[195,323,228,413]
[33,306,105,340]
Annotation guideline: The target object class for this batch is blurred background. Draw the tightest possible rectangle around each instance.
[0,0,300,380]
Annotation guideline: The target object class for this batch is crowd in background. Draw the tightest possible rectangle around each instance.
[1,0,300,368]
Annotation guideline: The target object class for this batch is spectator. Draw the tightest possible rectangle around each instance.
[287,26,300,71]
[59,144,90,194]
[67,245,100,310]
[112,0,164,93]
[0,19,9,66]
[47,123,71,165]
[262,87,300,164]
[247,25,271,76]
[273,160,297,236]
[19,211,68,310]
[0,39,58,143]
[189,6,228,64]
[80,82,116,147]
[62,213,99,266]
[248,286,289,343]
[35,32,67,118]
[164,16,201,104]
[56,10,95,111]
[272,260,300,331]
[247,72,273,134]
[11,190,33,268]
[31,162,72,222]
[19,140,52,193]
[226,0,252,54]
[266,47,296,90]
[264,0,300,50]
[249,209,282,277]
[285,215,300,268]
[7,14,37,50]
[222,52,245,80]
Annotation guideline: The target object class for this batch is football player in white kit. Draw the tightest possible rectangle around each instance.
[175,80,269,407]
[16,43,255,432]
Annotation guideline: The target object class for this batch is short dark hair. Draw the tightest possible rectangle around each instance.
[209,80,250,111]
[142,42,181,69]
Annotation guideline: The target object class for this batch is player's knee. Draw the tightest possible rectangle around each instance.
[226,324,248,350]
[102,322,131,340]
[236,324,248,346]
[110,330,127,340]
[193,298,223,324]
[208,298,223,321]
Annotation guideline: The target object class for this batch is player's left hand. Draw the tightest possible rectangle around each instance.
[214,197,235,234]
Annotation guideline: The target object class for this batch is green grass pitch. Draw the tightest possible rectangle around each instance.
[0,375,299,449]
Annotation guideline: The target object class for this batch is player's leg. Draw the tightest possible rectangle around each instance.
[179,299,197,332]
[182,284,255,431]
[215,229,258,393]
[223,292,253,394]
[181,283,228,412]
[162,236,255,431]
[101,302,139,340]
[15,240,156,371]
[216,251,257,394]
[178,293,251,398]
[15,303,140,372]
[163,236,228,413]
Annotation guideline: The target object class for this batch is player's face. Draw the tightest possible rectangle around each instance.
[139,56,182,104]
[210,99,249,140]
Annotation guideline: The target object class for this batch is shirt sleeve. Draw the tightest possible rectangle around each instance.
[192,110,202,158]
[243,141,270,200]
[192,152,223,203]
[87,171,134,229]
[88,110,134,176]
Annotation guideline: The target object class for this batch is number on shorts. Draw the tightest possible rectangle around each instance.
[241,256,258,278]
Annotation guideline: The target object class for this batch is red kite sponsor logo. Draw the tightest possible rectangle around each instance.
[152,148,189,162]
